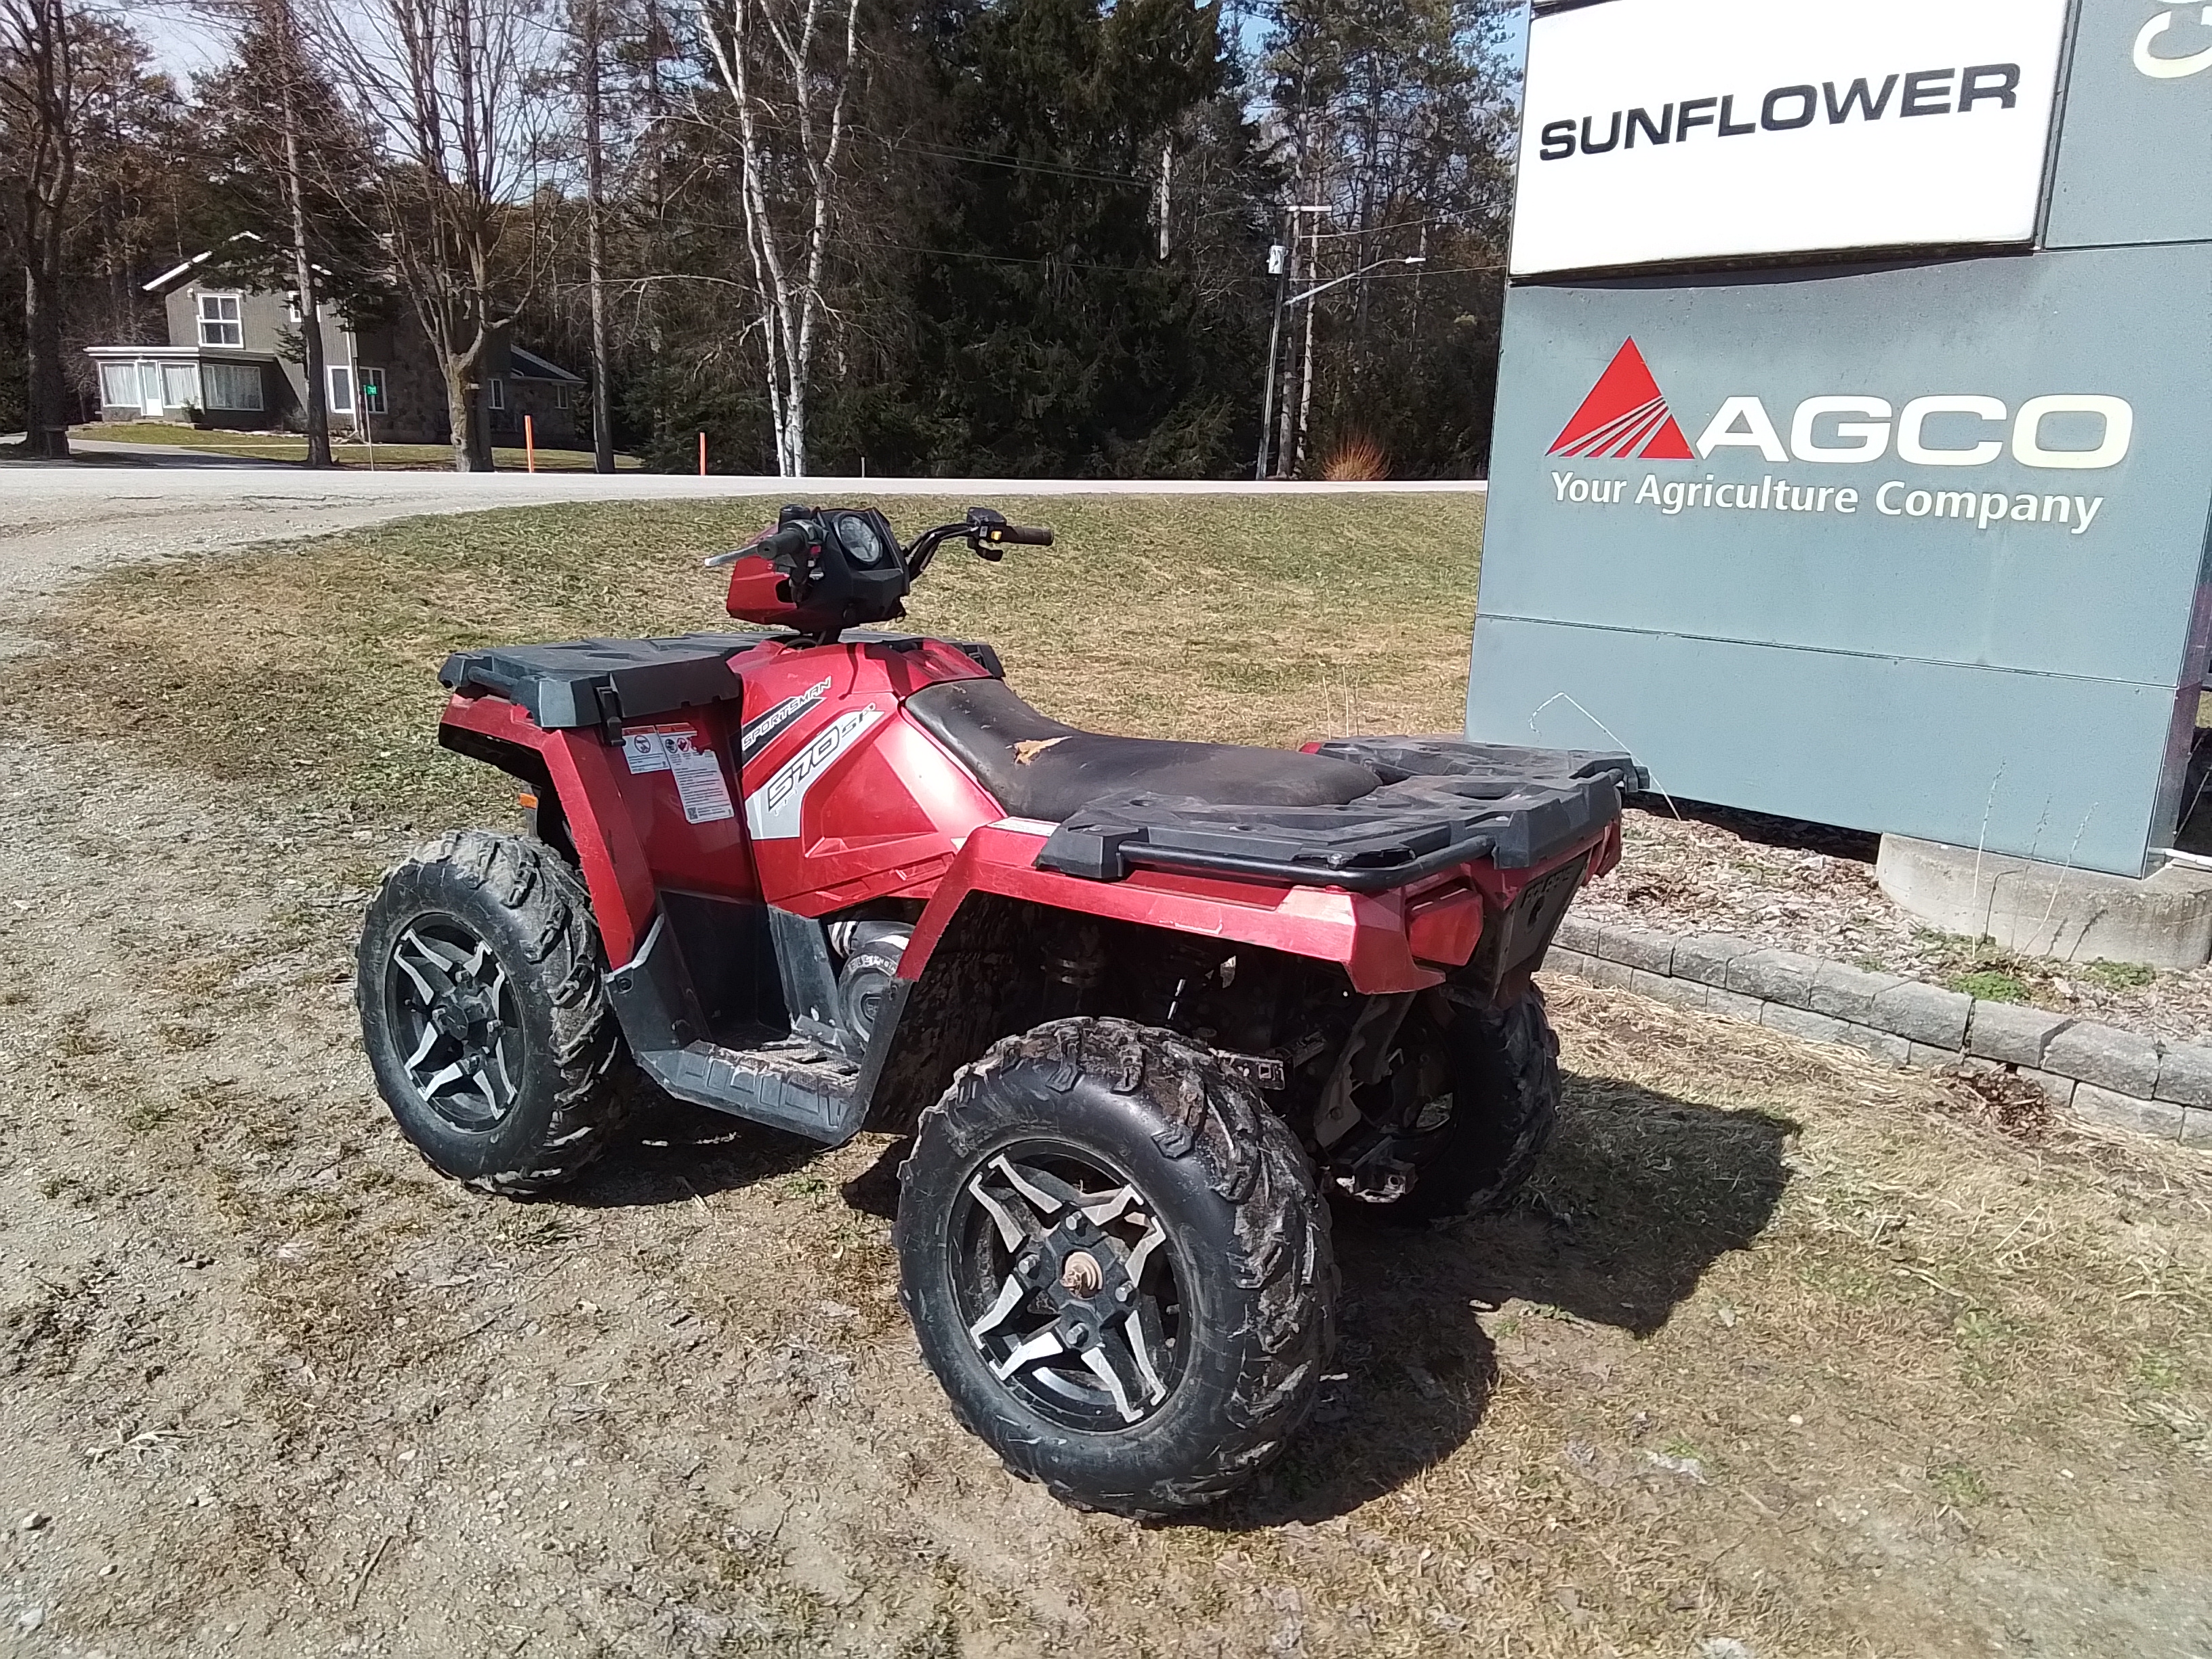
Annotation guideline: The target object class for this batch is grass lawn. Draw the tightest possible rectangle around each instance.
[1,493,1484,824]
[3,493,2208,1655]
[74,420,642,472]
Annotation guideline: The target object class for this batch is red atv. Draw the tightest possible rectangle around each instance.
[357,504,1640,1516]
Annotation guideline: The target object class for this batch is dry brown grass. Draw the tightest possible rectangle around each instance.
[1321,436,1391,482]
[3,495,2209,1654]
[0,494,1481,828]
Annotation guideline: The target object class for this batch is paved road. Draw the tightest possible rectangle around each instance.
[0,465,1483,600]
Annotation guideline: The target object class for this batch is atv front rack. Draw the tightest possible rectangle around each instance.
[1036,737,1645,889]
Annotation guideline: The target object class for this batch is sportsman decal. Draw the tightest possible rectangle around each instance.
[739,676,833,762]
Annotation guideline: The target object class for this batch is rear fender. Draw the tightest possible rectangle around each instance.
[438,694,659,964]
[901,821,1443,995]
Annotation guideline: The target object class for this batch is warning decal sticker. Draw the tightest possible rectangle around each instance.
[620,724,737,823]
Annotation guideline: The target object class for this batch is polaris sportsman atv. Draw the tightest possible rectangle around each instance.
[357,502,1642,1516]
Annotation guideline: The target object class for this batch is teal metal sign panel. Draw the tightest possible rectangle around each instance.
[1467,243,2212,876]
[2046,2,2212,248]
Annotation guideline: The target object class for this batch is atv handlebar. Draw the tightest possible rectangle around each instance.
[902,508,1054,578]
[704,505,1051,582]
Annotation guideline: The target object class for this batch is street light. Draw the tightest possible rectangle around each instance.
[1286,253,1425,307]
[1255,253,1427,480]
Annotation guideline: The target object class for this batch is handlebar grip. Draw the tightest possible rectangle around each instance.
[989,524,1053,547]
[762,521,813,558]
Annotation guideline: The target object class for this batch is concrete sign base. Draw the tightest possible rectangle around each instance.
[1873,836,2212,971]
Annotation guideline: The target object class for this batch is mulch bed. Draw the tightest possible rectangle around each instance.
[1578,802,2212,1046]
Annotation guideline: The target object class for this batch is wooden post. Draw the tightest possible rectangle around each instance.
[698,431,707,477]
[525,413,536,473]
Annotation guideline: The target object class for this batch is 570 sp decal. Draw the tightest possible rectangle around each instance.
[743,705,884,840]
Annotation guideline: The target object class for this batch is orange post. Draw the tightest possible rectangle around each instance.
[698,431,708,476]
[524,413,536,473]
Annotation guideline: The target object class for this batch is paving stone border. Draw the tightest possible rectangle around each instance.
[1545,916,2212,1149]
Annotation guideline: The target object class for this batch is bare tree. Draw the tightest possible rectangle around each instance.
[201,0,337,464]
[575,0,613,472]
[311,0,551,471]
[1,0,77,458]
[272,0,334,466]
[697,0,860,478]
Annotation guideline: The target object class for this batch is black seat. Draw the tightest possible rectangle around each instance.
[906,677,1380,823]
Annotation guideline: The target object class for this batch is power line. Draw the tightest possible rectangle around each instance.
[857,131,1150,189]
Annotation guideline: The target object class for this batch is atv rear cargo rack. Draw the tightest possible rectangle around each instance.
[1036,737,1645,890]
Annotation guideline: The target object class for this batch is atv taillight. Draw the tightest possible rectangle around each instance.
[1406,883,1483,967]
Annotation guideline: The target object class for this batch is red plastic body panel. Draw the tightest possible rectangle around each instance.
[440,633,1620,987]
[728,636,1000,912]
[440,693,664,965]
[899,823,1598,995]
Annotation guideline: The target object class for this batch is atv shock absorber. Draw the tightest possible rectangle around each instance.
[1040,923,1104,1021]
[1158,937,1229,1031]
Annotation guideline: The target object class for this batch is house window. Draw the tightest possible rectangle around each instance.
[99,363,137,407]
[198,292,243,347]
[327,365,354,414]
[554,384,571,411]
[358,368,386,415]
[163,363,201,409]
[485,376,506,411]
[201,361,264,411]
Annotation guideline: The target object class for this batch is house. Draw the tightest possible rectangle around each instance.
[83,233,586,448]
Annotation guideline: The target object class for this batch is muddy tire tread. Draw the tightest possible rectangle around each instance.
[898,1017,1334,1517]
[365,830,628,1194]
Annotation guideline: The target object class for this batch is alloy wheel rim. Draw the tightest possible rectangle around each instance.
[386,916,522,1131]
[952,1145,1187,1431]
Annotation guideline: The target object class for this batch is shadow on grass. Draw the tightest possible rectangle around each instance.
[554,1065,1793,1528]
[1204,1073,1796,1528]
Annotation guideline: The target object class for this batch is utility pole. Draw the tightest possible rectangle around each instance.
[1254,230,1289,480]
[580,0,615,472]
[274,0,331,468]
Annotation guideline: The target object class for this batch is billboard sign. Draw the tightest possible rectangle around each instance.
[1510,0,2072,276]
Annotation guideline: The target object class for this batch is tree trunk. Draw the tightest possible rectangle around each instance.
[1292,221,1319,477]
[279,42,333,469]
[443,340,492,472]
[23,257,68,459]
[1271,222,1303,478]
[12,0,73,460]
[581,0,615,472]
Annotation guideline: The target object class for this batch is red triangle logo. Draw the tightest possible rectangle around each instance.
[1547,338,1695,461]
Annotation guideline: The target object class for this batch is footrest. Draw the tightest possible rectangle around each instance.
[630,1040,863,1144]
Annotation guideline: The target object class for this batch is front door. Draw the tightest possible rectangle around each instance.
[137,361,163,418]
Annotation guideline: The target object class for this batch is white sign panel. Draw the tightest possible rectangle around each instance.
[1509,0,2070,276]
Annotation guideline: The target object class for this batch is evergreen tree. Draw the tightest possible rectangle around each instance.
[892,0,1269,476]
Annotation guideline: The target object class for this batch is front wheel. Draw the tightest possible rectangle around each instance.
[356,830,631,1193]
[895,1018,1334,1517]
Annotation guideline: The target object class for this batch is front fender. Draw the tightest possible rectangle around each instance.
[439,693,659,964]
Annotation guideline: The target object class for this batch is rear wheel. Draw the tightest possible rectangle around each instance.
[895,1018,1334,1517]
[357,830,630,1193]
[1327,987,1561,1226]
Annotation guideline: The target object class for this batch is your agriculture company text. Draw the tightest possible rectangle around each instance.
[1548,471,2106,535]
